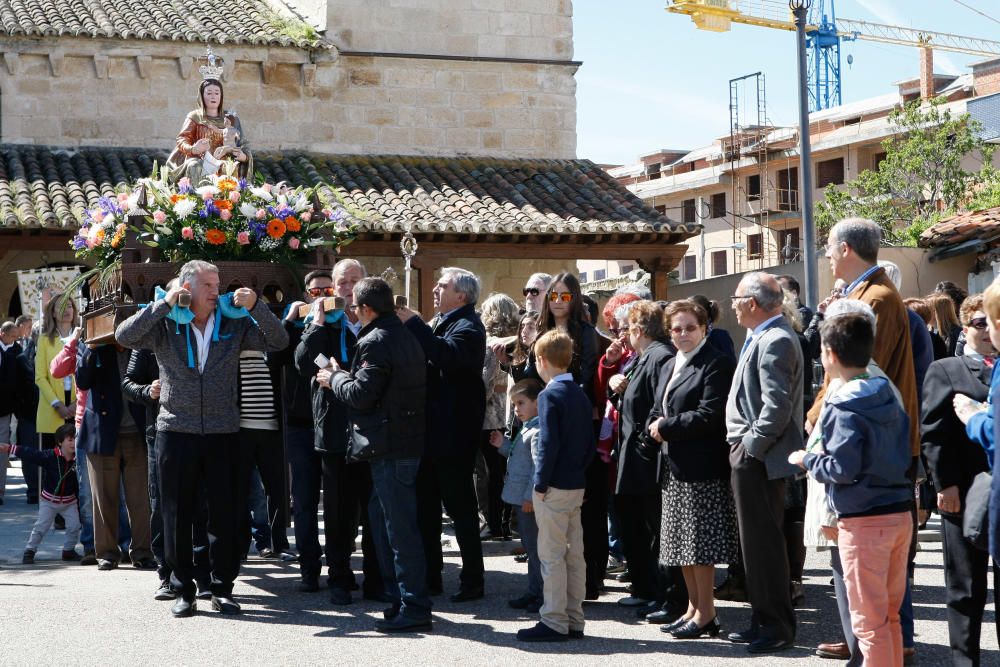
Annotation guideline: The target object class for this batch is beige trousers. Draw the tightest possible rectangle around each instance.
[88,431,152,561]
[533,486,586,635]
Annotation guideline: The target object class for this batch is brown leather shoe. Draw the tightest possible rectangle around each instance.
[903,647,916,664]
[815,642,851,660]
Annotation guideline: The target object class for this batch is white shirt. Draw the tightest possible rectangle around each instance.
[666,338,707,396]
[345,316,362,338]
[191,314,216,374]
[548,372,574,386]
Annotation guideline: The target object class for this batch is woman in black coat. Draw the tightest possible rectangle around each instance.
[608,300,674,607]
[648,299,738,639]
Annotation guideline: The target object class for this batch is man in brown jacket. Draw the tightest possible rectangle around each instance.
[807,217,919,663]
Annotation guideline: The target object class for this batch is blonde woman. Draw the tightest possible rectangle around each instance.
[36,296,78,445]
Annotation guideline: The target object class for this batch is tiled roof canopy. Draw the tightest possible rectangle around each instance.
[0,0,330,49]
[920,206,1000,249]
[0,145,697,241]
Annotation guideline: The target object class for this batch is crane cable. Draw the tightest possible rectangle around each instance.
[951,0,1000,27]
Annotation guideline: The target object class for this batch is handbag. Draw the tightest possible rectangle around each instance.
[963,471,992,552]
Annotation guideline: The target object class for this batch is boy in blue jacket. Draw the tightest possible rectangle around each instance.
[789,313,912,666]
[516,331,594,643]
[490,379,544,613]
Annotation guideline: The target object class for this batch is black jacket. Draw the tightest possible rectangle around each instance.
[76,346,146,456]
[272,321,314,428]
[14,347,38,421]
[649,342,735,483]
[525,320,601,406]
[8,442,78,502]
[0,342,22,417]
[122,349,160,446]
[405,304,486,458]
[613,340,674,495]
[295,318,358,454]
[921,355,992,496]
[329,313,426,462]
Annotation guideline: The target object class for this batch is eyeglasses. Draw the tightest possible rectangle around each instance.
[670,325,700,335]
[549,291,573,303]
[729,295,752,302]
[347,304,359,312]
[970,317,988,330]
[523,287,540,297]
[307,286,335,297]
[608,327,622,337]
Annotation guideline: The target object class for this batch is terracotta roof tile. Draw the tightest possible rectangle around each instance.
[0,145,698,241]
[920,206,1000,248]
[0,0,331,49]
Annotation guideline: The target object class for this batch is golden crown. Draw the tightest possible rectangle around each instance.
[198,46,225,80]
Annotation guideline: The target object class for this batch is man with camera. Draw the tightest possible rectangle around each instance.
[116,260,288,618]
[319,277,431,633]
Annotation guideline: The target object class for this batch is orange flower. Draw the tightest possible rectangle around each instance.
[285,216,301,232]
[214,199,233,211]
[205,228,227,245]
[267,218,286,238]
[217,177,238,192]
[170,194,182,204]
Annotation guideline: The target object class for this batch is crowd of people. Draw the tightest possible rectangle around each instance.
[1,216,999,660]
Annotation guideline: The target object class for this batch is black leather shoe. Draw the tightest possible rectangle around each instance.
[569,629,584,639]
[171,598,196,618]
[196,584,213,600]
[671,617,721,639]
[211,596,241,615]
[748,637,794,654]
[728,628,759,644]
[329,587,353,606]
[450,587,484,602]
[657,616,692,632]
[646,610,677,625]
[97,559,118,571]
[154,582,177,601]
[383,604,401,621]
[517,622,568,642]
[375,614,432,633]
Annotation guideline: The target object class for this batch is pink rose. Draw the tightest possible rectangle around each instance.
[181,227,194,240]
[91,210,105,224]
[237,231,250,245]
[219,209,232,221]
[202,191,214,202]
[152,210,167,224]
[300,211,311,222]
[229,191,240,203]
[255,209,266,220]
[117,192,130,204]
[262,183,272,193]
[288,237,300,250]
[321,208,333,218]
[178,177,191,189]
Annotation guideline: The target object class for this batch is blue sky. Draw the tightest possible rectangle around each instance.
[574,0,999,165]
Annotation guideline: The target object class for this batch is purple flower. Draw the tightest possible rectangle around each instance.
[72,236,87,250]
[237,178,248,191]
[178,182,195,195]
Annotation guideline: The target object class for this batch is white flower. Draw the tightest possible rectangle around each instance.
[239,202,258,219]
[196,185,220,199]
[126,190,141,212]
[173,199,197,219]
[156,225,173,236]
[249,186,273,202]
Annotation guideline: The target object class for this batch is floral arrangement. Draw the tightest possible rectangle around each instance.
[71,172,359,270]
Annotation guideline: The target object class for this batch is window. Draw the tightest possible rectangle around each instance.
[683,255,697,281]
[872,152,887,171]
[777,167,799,211]
[594,269,607,281]
[710,192,726,218]
[817,157,845,187]
[578,271,588,284]
[747,233,763,259]
[619,263,634,274]
[645,162,661,180]
[747,174,761,200]
[682,199,696,224]
[712,250,727,277]
[780,228,801,263]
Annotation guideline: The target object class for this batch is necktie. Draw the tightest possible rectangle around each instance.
[739,334,753,360]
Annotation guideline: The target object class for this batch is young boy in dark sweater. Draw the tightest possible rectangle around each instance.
[2,424,81,563]
[516,331,595,642]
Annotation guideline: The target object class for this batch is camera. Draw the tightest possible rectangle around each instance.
[635,430,660,462]
[177,292,192,308]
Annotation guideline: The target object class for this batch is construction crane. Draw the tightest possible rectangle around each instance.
[667,0,1000,111]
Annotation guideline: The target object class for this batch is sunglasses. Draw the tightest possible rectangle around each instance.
[307,286,335,297]
[670,325,700,335]
[970,317,988,330]
[549,291,573,303]
[523,287,540,297]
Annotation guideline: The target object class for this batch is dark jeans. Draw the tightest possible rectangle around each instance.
[479,430,511,537]
[156,430,239,599]
[730,443,796,642]
[416,448,484,591]
[941,512,1000,666]
[17,416,38,500]
[286,424,332,579]
[325,456,383,595]
[614,491,662,600]
[369,456,432,620]
[582,457,609,597]
[237,428,289,554]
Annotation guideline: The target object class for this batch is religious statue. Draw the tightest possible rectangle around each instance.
[166,49,253,184]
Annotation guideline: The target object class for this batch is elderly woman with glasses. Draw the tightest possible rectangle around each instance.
[647,299,738,639]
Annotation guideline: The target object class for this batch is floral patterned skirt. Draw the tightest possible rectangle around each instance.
[659,467,739,567]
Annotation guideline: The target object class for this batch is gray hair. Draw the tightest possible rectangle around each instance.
[615,283,653,300]
[479,293,521,337]
[614,301,638,324]
[831,217,881,263]
[441,267,480,306]
[742,272,784,311]
[782,291,803,333]
[826,298,877,335]
[179,260,218,287]
[525,273,552,289]
[878,260,901,290]
[332,258,367,280]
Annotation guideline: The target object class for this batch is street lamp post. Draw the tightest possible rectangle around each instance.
[790,0,818,309]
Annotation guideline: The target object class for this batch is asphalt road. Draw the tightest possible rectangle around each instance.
[1,459,996,665]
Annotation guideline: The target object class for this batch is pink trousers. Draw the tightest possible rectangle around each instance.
[838,511,912,667]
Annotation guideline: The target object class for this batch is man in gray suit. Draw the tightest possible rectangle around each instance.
[725,272,802,654]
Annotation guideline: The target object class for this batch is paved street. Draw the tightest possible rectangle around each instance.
[0,458,996,665]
